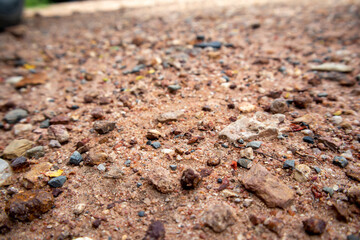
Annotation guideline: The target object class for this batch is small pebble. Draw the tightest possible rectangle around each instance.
[138,211,145,217]
[125,160,131,167]
[332,156,348,168]
[303,136,314,144]
[97,164,106,171]
[169,165,177,170]
[246,141,262,149]
[313,166,321,173]
[323,187,334,197]
[217,178,222,184]
[48,176,67,188]
[49,140,61,148]
[151,142,161,149]
[69,151,83,165]
[283,160,295,169]
[40,119,50,128]
[137,182,142,188]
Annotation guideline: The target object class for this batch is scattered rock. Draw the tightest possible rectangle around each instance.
[180,168,201,190]
[13,124,32,135]
[69,151,83,165]
[148,167,176,193]
[219,112,283,142]
[143,220,166,240]
[332,156,348,168]
[48,125,69,144]
[0,159,13,186]
[49,140,61,148]
[323,187,334,197]
[49,115,70,125]
[207,157,221,166]
[346,165,360,182]
[264,217,283,235]
[270,99,288,114]
[246,141,262,149]
[4,109,28,124]
[25,146,45,159]
[84,151,108,166]
[237,158,253,169]
[293,164,311,182]
[157,110,184,123]
[48,176,67,188]
[151,142,161,149]
[146,129,162,140]
[91,107,104,119]
[202,203,236,233]
[310,63,353,72]
[93,121,116,134]
[10,156,29,171]
[23,162,52,189]
[241,163,295,208]
[303,217,326,235]
[347,186,360,206]
[2,139,34,159]
[240,147,254,160]
[5,190,54,221]
[303,136,314,144]
[283,160,295,169]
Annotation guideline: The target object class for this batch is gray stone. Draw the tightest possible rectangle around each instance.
[270,99,288,114]
[283,160,295,169]
[25,146,45,159]
[219,112,282,142]
[333,156,348,168]
[323,187,334,197]
[40,119,50,128]
[151,142,161,149]
[49,140,61,148]
[168,85,181,93]
[246,141,262,149]
[237,158,253,169]
[4,109,28,124]
[0,159,12,186]
[313,166,321,173]
[169,165,177,170]
[69,151,83,165]
[48,176,67,188]
[97,164,106,171]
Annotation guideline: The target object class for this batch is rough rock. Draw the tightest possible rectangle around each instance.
[241,163,295,208]
[332,156,348,168]
[90,107,104,119]
[0,159,13,186]
[93,121,116,134]
[346,165,360,182]
[264,217,283,235]
[180,168,201,190]
[4,109,28,124]
[310,63,353,72]
[84,151,109,166]
[240,147,254,160]
[48,176,67,188]
[25,146,45,159]
[10,156,29,171]
[270,99,288,114]
[202,203,236,233]
[23,162,52,189]
[157,110,184,123]
[49,140,61,148]
[143,220,166,240]
[48,125,69,144]
[347,186,360,206]
[69,151,83,165]
[219,112,283,142]
[237,158,253,169]
[13,124,32,135]
[148,167,176,193]
[146,129,162,140]
[5,190,54,221]
[303,217,326,235]
[293,164,311,182]
[2,139,34,159]
[238,102,256,113]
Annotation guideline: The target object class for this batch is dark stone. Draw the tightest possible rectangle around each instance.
[48,176,67,188]
[143,220,165,240]
[93,121,116,134]
[52,188,63,197]
[180,168,201,190]
[40,119,50,128]
[303,218,326,235]
[138,211,145,217]
[169,165,177,171]
[237,158,253,169]
[92,219,101,228]
[303,136,314,144]
[202,105,212,112]
[168,85,181,93]
[194,41,222,49]
[10,156,29,171]
[151,142,161,149]
[283,160,295,169]
[332,156,348,168]
[4,109,28,124]
[69,151,83,165]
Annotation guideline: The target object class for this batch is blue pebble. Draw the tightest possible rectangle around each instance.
[138,211,145,217]
[303,136,314,144]
[48,176,67,188]
[151,142,161,149]
[69,151,83,165]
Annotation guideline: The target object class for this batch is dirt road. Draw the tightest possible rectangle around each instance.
[0,0,360,239]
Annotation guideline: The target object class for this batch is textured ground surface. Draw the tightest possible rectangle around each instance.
[0,0,360,239]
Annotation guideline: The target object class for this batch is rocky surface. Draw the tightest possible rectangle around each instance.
[0,0,359,239]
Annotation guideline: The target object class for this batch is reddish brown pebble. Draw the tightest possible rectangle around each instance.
[180,168,201,190]
[303,217,326,235]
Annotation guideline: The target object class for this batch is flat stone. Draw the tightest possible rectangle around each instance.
[168,85,181,93]
[303,136,314,144]
[69,151,83,165]
[5,189,54,221]
[49,115,70,125]
[157,110,184,123]
[48,176,67,188]
[194,41,222,49]
[103,167,124,179]
[23,162,52,189]
[283,160,295,169]
[310,63,353,73]
[202,203,236,233]
[49,140,61,148]
[4,109,28,124]
[3,139,34,159]
[147,167,176,193]
[246,141,262,149]
[346,165,360,182]
[237,158,253,169]
[332,156,348,168]
[25,146,45,159]
[241,163,295,208]
[219,112,282,142]
[293,164,311,182]
[0,159,13,186]
[10,156,29,171]
[93,121,116,134]
[13,124,32,135]
[48,125,69,143]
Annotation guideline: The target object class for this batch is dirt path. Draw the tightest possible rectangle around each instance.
[0,0,360,239]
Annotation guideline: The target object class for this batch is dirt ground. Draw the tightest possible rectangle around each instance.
[0,0,360,239]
